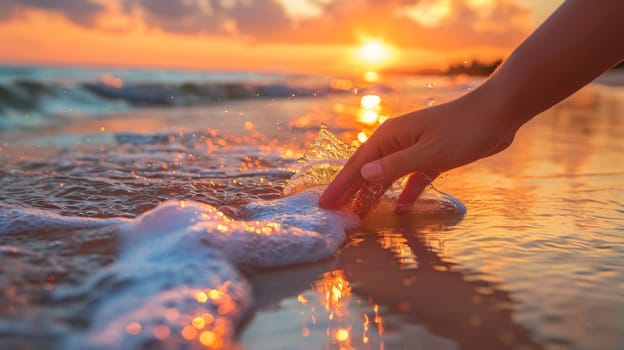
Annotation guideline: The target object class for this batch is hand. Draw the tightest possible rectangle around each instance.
[318,88,519,214]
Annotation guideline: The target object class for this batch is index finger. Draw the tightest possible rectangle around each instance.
[318,141,380,210]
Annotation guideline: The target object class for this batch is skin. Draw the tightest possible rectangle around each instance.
[319,0,624,213]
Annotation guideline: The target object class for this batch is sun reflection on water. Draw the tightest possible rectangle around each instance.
[174,281,240,349]
[313,270,355,349]
[378,231,419,269]
[357,95,382,126]
[355,94,388,145]
[364,71,379,83]
[287,269,391,349]
[116,280,244,350]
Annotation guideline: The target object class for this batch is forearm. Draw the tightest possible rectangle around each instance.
[483,0,624,128]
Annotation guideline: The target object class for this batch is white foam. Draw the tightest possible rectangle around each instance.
[70,189,356,348]
[0,123,462,349]
[0,189,358,349]
[121,188,359,268]
[0,206,127,235]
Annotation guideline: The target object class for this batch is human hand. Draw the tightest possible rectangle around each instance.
[318,89,519,214]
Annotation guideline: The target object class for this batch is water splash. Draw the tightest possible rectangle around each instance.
[283,125,356,196]
[283,126,465,217]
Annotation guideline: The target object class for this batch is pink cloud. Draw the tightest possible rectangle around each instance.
[1,0,532,50]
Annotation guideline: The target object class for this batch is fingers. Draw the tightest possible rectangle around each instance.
[351,182,389,218]
[395,171,439,214]
[318,170,364,209]
[360,143,427,184]
[318,144,379,209]
[358,142,439,214]
[320,129,428,210]
[319,116,425,211]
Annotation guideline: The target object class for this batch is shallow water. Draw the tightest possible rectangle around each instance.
[1,67,624,349]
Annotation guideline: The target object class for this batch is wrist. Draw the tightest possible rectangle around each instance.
[458,76,529,133]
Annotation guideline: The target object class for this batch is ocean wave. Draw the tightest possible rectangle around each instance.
[0,80,56,112]
[0,78,380,130]
[0,66,394,130]
[0,78,329,115]
[81,81,330,105]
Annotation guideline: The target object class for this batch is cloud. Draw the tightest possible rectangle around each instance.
[122,0,291,37]
[0,0,104,26]
[0,0,532,50]
[275,0,531,49]
[0,2,17,21]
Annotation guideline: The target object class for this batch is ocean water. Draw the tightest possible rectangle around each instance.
[1,65,623,350]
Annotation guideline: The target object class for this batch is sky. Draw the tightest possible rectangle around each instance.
[0,0,564,74]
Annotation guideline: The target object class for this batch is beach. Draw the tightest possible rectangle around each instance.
[1,65,623,349]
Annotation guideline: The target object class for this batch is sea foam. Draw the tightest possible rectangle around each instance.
[1,187,359,349]
[0,128,462,349]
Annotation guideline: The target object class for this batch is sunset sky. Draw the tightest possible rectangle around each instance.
[0,0,563,74]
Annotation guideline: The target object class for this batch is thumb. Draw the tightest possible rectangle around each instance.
[360,144,428,183]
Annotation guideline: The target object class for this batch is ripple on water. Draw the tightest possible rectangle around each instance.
[0,127,467,349]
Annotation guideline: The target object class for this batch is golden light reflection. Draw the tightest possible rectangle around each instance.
[356,94,384,128]
[196,291,208,303]
[208,289,221,300]
[359,110,379,125]
[355,94,387,146]
[193,203,289,237]
[330,78,354,91]
[374,304,384,335]
[310,270,356,348]
[378,231,419,269]
[297,294,309,306]
[360,95,381,110]
[314,270,351,316]
[297,269,390,348]
[170,281,240,349]
[335,327,350,342]
[357,131,368,143]
[364,71,379,82]
[192,316,206,329]
[363,314,370,344]
[357,40,393,66]
[199,330,222,348]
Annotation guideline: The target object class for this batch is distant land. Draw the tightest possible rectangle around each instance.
[382,59,503,77]
[384,59,624,77]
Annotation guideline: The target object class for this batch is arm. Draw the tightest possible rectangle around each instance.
[319,0,624,212]
[491,0,624,128]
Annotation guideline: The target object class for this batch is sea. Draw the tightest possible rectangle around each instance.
[0,64,623,349]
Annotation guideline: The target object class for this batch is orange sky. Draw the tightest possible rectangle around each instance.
[0,0,563,74]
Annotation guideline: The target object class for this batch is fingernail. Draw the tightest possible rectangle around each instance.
[361,163,384,182]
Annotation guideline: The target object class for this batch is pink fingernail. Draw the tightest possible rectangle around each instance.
[361,163,384,182]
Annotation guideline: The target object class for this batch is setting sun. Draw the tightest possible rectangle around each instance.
[357,40,393,67]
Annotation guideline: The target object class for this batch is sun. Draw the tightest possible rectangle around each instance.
[357,40,393,66]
